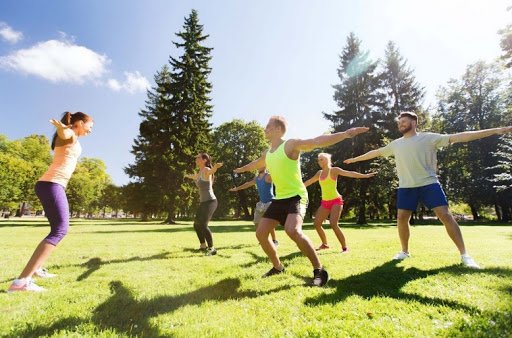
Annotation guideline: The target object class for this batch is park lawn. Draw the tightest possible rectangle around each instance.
[0,219,511,338]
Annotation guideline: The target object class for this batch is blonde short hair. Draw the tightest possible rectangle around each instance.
[269,116,288,134]
[318,152,332,165]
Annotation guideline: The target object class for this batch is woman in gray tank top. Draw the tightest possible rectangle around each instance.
[185,153,223,256]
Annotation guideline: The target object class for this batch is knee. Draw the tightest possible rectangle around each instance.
[255,228,267,241]
[285,228,301,241]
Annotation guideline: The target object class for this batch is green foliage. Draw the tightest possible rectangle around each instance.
[211,119,268,218]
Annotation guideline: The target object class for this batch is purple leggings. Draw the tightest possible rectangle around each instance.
[35,181,69,246]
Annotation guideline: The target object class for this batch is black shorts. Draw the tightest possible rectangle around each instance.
[263,195,306,226]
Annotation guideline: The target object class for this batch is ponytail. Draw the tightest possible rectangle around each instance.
[51,111,90,150]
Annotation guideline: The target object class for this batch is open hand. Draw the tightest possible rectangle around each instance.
[346,127,369,138]
[49,119,70,129]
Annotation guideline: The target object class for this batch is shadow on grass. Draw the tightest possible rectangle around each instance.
[82,224,256,235]
[304,261,512,313]
[9,278,292,338]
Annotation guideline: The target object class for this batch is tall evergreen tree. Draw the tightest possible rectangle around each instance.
[324,33,381,224]
[126,10,214,223]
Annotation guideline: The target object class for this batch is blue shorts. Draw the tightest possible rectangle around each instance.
[397,183,448,211]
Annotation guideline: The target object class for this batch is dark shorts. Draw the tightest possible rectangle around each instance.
[263,195,307,226]
[397,183,448,211]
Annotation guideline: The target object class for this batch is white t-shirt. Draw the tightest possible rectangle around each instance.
[379,132,451,188]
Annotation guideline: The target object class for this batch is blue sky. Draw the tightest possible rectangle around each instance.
[0,0,509,185]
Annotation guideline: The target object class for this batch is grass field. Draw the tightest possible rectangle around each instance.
[1,218,511,337]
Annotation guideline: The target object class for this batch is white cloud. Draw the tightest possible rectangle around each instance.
[0,22,23,44]
[107,71,150,94]
[0,39,109,83]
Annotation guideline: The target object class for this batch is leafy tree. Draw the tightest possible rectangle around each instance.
[211,119,268,218]
[435,61,508,219]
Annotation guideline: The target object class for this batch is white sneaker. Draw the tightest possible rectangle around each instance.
[7,278,46,293]
[34,267,57,278]
[393,251,410,260]
[461,255,481,269]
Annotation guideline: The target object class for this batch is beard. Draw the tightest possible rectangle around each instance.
[399,124,413,135]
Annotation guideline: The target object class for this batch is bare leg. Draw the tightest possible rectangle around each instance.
[433,206,467,255]
[270,228,277,242]
[18,240,56,279]
[256,217,281,268]
[284,214,322,269]
[314,207,330,245]
[397,209,413,253]
[329,205,346,249]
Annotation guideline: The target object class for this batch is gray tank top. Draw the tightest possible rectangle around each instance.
[196,171,216,202]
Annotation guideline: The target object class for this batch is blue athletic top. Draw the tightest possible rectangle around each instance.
[255,173,274,203]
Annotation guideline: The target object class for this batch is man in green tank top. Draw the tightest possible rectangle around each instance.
[234,116,368,286]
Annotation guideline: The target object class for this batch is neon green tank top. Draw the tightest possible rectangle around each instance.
[265,141,308,204]
[318,168,340,200]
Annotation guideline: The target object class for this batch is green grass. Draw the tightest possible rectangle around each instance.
[1,219,511,337]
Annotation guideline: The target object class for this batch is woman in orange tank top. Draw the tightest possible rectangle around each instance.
[8,112,94,293]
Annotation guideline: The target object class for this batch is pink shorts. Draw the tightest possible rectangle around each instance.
[321,196,344,210]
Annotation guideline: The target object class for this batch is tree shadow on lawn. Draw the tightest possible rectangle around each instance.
[83,223,256,235]
[304,261,512,314]
[10,278,293,338]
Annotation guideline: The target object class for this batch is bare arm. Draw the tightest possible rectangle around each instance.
[334,167,377,179]
[290,127,369,152]
[204,162,223,178]
[184,173,198,180]
[344,149,382,164]
[229,178,256,192]
[234,151,266,173]
[50,119,75,140]
[449,126,512,144]
[303,171,321,188]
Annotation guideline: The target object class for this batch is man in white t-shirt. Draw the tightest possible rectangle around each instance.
[345,112,512,268]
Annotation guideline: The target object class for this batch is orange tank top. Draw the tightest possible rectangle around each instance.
[39,140,82,188]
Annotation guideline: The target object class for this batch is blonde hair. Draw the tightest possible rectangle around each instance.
[318,152,332,165]
[269,116,287,134]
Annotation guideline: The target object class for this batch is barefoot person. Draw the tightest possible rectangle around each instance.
[185,153,222,256]
[234,116,368,286]
[8,112,94,292]
[344,111,512,268]
[229,167,279,246]
[303,152,376,253]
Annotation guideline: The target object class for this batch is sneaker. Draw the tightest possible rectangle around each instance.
[461,255,480,269]
[7,278,46,293]
[341,247,349,253]
[316,243,330,251]
[34,267,57,278]
[393,251,410,260]
[205,247,217,256]
[262,266,285,278]
[272,239,279,247]
[312,268,329,287]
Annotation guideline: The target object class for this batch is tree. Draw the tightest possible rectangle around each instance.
[499,7,512,68]
[126,9,214,223]
[324,33,381,224]
[211,119,268,218]
[435,61,508,219]
[489,135,512,221]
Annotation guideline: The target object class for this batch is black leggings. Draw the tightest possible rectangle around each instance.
[193,199,218,247]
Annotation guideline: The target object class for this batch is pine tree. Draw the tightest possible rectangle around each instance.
[126,10,214,223]
[324,33,381,224]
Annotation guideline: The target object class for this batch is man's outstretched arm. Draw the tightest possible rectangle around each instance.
[449,126,512,144]
[344,149,382,164]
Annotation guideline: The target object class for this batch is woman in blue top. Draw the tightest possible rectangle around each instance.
[230,167,278,246]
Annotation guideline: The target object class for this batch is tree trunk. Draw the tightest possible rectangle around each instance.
[469,204,479,220]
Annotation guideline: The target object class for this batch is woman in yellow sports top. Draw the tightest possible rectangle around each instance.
[304,153,376,253]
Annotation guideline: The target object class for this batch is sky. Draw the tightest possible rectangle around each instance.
[0,0,509,185]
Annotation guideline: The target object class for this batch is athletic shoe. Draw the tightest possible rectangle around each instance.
[7,278,46,293]
[393,251,410,260]
[205,247,217,256]
[272,239,279,247]
[461,255,480,269]
[34,267,57,278]
[312,268,329,287]
[316,244,330,251]
[341,247,349,253]
[262,266,285,278]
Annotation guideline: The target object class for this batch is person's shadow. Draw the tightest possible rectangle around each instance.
[9,278,294,337]
[304,260,512,313]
